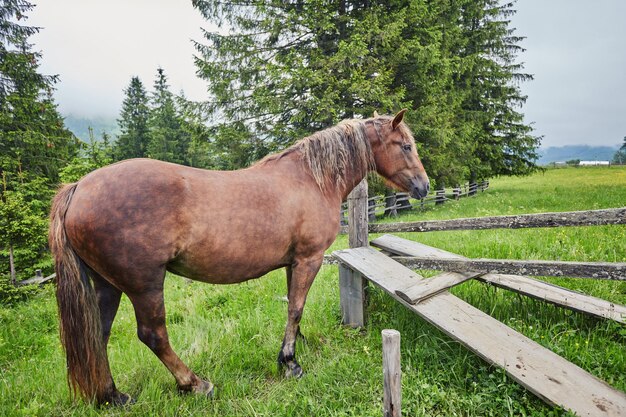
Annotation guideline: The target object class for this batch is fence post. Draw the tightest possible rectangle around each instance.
[453,186,461,200]
[340,178,368,327]
[469,182,477,196]
[435,189,445,205]
[385,192,398,217]
[382,329,401,417]
[368,198,377,222]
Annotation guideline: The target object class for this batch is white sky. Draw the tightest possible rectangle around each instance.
[29,0,210,118]
[28,0,626,148]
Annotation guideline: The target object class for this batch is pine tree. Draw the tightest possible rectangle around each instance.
[612,136,626,164]
[59,128,114,182]
[176,94,216,169]
[146,68,190,164]
[0,0,78,191]
[193,0,407,167]
[0,0,79,281]
[451,0,540,181]
[115,76,150,160]
[192,0,540,182]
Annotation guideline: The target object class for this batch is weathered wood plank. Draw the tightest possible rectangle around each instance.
[479,273,626,323]
[391,257,626,281]
[371,234,626,323]
[382,329,402,417]
[372,235,465,260]
[339,264,367,328]
[18,272,56,286]
[333,247,626,416]
[395,271,482,304]
[368,207,626,233]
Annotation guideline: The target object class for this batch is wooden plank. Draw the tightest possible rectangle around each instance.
[372,234,465,260]
[371,234,626,323]
[339,264,367,328]
[479,273,626,323]
[18,273,56,286]
[333,247,626,416]
[382,329,402,417]
[391,257,626,281]
[395,271,482,304]
[368,207,626,234]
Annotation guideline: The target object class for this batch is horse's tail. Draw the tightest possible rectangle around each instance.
[49,183,109,402]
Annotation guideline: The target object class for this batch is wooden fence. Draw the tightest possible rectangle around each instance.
[340,180,489,225]
[333,179,626,416]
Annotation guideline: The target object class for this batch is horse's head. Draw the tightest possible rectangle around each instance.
[369,109,430,199]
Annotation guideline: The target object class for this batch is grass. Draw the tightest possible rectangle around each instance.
[1,166,625,416]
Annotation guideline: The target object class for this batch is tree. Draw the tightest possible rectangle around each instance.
[115,76,150,160]
[146,68,190,164]
[0,0,79,281]
[60,128,114,182]
[452,1,540,181]
[612,136,626,165]
[0,186,47,285]
[193,0,407,167]
[192,0,540,184]
[0,0,79,192]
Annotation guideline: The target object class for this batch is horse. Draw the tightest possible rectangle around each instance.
[48,109,429,405]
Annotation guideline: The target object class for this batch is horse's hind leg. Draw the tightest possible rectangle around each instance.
[92,272,132,405]
[128,285,213,396]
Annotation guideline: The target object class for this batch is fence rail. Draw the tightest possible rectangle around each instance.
[340,180,489,225]
[389,256,626,281]
[368,207,626,234]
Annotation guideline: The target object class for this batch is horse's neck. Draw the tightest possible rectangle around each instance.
[337,166,368,201]
[254,139,371,203]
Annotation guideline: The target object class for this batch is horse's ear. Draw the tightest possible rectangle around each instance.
[392,109,407,130]
[373,110,380,118]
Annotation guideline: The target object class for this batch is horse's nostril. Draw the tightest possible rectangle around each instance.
[426,182,430,192]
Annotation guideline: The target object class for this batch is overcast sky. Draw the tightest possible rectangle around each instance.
[29,0,626,148]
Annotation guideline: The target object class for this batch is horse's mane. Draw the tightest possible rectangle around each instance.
[258,117,402,192]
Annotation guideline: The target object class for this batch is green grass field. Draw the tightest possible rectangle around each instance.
[1,166,625,416]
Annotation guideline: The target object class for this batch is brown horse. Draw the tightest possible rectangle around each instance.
[49,110,429,405]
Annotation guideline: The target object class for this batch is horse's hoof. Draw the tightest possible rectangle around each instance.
[189,380,215,398]
[284,364,304,379]
[101,391,134,407]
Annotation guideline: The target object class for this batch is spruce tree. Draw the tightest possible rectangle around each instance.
[193,0,407,167]
[192,0,540,182]
[115,76,150,160]
[0,0,79,280]
[147,68,190,164]
[452,0,540,181]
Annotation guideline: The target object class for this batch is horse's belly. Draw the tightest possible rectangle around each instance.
[167,241,291,284]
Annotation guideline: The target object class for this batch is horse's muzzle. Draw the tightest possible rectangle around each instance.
[409,177,430,199]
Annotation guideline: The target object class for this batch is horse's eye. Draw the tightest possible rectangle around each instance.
[402,144,412,151]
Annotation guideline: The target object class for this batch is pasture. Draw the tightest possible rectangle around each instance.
[1,166,625,416]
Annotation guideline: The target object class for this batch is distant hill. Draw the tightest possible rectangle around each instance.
[537,145,619,165]
[63,114,119,142]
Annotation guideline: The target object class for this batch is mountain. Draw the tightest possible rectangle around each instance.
[63,114,119,142]
[537,145,620,165]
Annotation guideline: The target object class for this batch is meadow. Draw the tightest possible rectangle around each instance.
[1,166,625,416]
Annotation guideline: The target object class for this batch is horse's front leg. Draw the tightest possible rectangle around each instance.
[278,255,323,378]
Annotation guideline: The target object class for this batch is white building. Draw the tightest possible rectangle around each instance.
[579,161,610,166]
